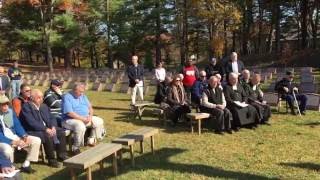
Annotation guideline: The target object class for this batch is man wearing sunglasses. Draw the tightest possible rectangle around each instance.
[12,84,31,117]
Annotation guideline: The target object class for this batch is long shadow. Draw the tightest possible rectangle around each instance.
[279,162,320,171]
[93,106,130,111]
[45,148,279,180]
[296,121,320,127]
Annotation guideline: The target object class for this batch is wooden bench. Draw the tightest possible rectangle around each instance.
[126,127,159,154]
[130,102,155,120]
[63,143,122,180]
[112,137,135,167]
[187,113,210,135]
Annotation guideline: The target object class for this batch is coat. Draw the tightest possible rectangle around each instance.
[126,64,144,88]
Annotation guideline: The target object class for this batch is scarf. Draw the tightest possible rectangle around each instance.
[171,84,185,104]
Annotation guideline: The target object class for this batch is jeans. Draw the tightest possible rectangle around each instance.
[11,80,22,99]
[283,94,308,112]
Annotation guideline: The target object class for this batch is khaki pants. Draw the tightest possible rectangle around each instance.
[0,135,41,163]
[62,116,104,149]
[131,85,144,105]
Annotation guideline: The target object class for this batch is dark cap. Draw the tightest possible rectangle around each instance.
[51,79,63,86]
[286,71,293,76]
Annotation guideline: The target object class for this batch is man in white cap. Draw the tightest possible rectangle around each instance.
[0,96,41,173]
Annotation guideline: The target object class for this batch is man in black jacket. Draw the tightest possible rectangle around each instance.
[205,57,224,79]
[44,80,63,126]
[126,55,144,105]
[20,89,68,168]
[224,52,245,78]
[275,71,308,115]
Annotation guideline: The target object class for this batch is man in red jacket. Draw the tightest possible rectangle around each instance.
[181,55,199,102]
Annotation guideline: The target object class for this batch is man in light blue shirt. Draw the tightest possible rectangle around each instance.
[61,83,105,154]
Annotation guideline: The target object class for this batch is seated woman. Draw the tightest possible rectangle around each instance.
[224,73,260,131]
[167,75,191,126]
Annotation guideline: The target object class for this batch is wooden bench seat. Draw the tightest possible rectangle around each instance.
[63,143,122,180]
[187,113,211,135]
[112,137,135,167]
[126,127,159,154]
[130,102,155,120]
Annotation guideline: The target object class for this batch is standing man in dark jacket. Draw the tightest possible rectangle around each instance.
[126,55,144,105]
[275,71,308,115]
[7,61,22,99]
[224,52,245,78]
[44,80,63,126]
[20,89,68,168]
[205,57,224,79]
[0,67,10,98]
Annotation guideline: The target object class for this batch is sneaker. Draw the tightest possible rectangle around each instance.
[21,166,36,174]
[48,159,62,168]
[87,137,96,147]
[301,111,306,115]
[58,154,69,161]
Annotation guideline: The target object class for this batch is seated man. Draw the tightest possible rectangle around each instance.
[200,76,232,134]
[191,71,208,106]
[44,80,64,126]
[20,89,68,168]
[246,73,271,124]
[240,69,251,96]
[62,83,105,154]
[224,73,260,130]
[0,96,41,173]
[12,84,31,117]
[0,152,22,180]
[167,75,191,126]
[275,71,308,115]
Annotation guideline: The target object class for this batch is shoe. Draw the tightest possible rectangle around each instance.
[233,127,240,132]
[21,166,36,174]
[72,149,81,155]
[48,159,62,168]
[291,110,297,115]
[261,122,271,126]
[214,130,224,135]
[58,154,69,161]
[226,129,233,134]
[301,111,306,115]
[87,137,96,147]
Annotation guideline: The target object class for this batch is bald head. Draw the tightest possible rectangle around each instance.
[31,89,43,106]
[229,72,238,85]
[242,69,250,81]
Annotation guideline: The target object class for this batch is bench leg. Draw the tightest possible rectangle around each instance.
[41,144,46,163]
[99,160,104,171]
[150,136,155,155]
[138,107,143,120]
[129,145,135,167]
[140,141,144,154]
[87,167,92,180]
[113,152,118,176]
[190,119,194,133]
[118,149,123,166]
[198,120,201,135]
[70,168,76,180]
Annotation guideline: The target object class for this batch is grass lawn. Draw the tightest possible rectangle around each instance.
[17,89,320,180]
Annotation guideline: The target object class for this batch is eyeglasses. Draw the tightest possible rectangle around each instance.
[24,90,31,92]
[175,79,181,81]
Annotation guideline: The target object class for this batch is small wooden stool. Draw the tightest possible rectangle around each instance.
[187,113,210,135]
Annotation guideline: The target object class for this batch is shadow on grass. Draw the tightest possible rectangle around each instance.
[279,162,320,171]
[296,120,320,127]
[93,106,130,111]
[44,147,279,180]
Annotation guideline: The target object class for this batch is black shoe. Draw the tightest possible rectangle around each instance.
[214,130,224,135]
[21,166,36,174]
[226,129,233,134]
[261,122,271,126]
[301,111,306,115]
[233,127,240,132]
[72,149,81,155]
[58,154,69,161]
[291,111,297,115]
[48,159,62,168]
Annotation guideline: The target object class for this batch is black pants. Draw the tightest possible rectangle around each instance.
[171,105,191,124]
[43,128,67,160]
[201,107,232,131]
[250,102,271,123]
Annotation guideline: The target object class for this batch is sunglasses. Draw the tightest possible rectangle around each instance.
[24,90,31,92]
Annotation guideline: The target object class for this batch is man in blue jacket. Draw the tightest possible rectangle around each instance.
[20,89,68,168]
[191,71,208,106]
[0,96,41,174]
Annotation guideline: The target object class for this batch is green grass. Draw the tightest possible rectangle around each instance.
[16,89,320,180]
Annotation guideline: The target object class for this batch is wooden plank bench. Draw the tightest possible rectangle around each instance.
[112,137,135,167]
[125,127,159,155]
[186,113,210,135]
[63,143,122,180]
[130,102,155,120]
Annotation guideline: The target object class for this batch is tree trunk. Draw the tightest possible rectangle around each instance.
[224,20,228,56]
[155,0,161,65]
[257,0,263,53]
[106,0,113,68]
[274,2,281,53]
[301,0,308,49]
[28,50,33,62]
[64,48,73,70]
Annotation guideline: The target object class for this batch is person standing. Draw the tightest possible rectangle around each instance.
[154,61,166,83]
[205,57,224,79]
[224,52,245,77]
[180,56,199,102]
[127,55,144,105]
[8,62,22,99]
[0,67,11,98]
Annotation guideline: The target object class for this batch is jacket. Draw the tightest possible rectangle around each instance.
[126,64,144,88]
